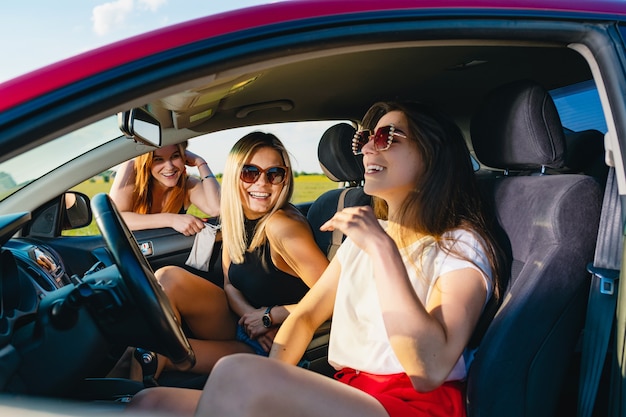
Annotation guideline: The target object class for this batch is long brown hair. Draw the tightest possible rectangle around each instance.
[132,142,188,214]
[362,101,505,303]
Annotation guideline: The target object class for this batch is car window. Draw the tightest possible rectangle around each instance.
[550,80,607,133]
[66,120,348,236]
[0,116,119,202]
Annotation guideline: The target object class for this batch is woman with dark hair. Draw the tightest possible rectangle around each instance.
[129,103,504,417]
[110,141,220,235]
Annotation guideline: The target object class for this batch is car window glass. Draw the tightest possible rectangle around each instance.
[66,120,350,236]
[550,80,607,133]
[0,116,119,202]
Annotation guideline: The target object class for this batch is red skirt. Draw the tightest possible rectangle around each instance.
[335,368,466,417]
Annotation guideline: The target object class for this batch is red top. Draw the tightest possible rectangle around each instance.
[1,0,625,112]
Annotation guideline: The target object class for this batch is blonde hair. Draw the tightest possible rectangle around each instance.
[222,132,294,264]
[132,142,188,214]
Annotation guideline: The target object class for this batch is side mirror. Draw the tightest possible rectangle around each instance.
[63,192,92,230]
[29,192,92,237]
[118,107,161,147]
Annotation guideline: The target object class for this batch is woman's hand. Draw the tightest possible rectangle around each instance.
[170,213,206,236]
[184,150,205,168]
[238,308,270,339]
[257,327,279,352]
[320,205,389,253]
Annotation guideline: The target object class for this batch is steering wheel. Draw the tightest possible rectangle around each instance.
[91,193,195,370]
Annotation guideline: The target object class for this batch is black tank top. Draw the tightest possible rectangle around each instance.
[228,217,309,308]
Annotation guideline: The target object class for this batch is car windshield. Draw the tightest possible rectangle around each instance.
[0,116,120,201]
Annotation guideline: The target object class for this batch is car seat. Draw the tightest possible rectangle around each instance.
[306,122,371,260]
[466,80,603,417]
[561,128,609,189]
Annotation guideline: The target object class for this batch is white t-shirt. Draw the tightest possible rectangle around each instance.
[328,222,493,381]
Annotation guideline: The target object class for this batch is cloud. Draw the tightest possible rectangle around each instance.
[138,0,167,12]
[91,0,166,36]
[92,0,134,36]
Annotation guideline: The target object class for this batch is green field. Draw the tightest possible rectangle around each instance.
[68,174,337,236]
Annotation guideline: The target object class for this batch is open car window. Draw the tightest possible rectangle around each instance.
[66,120,347,236]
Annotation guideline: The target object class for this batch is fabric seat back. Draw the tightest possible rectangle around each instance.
[466,80,603,417]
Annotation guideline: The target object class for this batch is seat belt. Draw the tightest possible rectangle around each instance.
[327,188,349,260]
[578,167,623,417]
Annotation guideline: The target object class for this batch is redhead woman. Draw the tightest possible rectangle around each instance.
[140,132,329,380]
[110,141,220,235]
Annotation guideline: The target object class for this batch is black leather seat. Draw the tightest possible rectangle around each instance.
[466,80,603,417]
[307,122,371,259]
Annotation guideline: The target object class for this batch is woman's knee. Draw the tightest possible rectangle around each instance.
[200,355,295,415]
[203,355,268,406]
[210,354,281,390]
[128,387,201,416]
[155,266,189,294]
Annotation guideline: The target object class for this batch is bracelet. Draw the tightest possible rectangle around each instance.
[202,174,216,181]
[197,162,208,168]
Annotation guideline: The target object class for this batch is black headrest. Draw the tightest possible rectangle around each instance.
[318,123,364,183]
[470,80,566,170]
[563,128,605,172]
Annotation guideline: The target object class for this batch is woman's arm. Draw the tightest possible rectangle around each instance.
[229,208,329,345]
[321,206,487,391]
[109,159,206,234]
[369,236,485,391]
[222,245,278,347]
[120,211,206,234]
[269,258,339,365]
[109,160,136,211]
[221,243,257,320]
[267,207,329,288]
[236,207,330,343]
[185,150,220,217]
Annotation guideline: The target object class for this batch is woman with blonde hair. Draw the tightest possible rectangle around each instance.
[110,141,220,235]
[146,131,328,377]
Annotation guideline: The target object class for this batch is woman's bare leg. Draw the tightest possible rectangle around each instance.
[195,354,389,417]
[152,266,254,375]
[156,266,237,340]
[126,386,202,416]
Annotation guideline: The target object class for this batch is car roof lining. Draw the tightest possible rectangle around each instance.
[148,39,588,147]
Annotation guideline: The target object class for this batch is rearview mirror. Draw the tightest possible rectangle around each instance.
[118,107,161,147]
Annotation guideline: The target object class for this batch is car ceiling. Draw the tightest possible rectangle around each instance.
[150,42,591,138]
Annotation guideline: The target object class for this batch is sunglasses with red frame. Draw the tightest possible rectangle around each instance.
[351,124,407,155]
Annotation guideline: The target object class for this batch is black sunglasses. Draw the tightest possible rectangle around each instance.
[240,164,288,185]
[351,124,407,155]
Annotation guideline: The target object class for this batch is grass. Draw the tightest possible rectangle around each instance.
[67,174,337,236]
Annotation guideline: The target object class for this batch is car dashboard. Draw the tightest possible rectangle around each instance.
[0,211,135,398]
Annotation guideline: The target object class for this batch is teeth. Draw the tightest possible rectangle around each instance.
[250,192,270,198]
[366,164,384,173]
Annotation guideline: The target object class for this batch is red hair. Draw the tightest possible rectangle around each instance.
[132,142,188,214]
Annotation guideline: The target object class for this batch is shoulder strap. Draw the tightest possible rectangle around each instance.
[327,188,350,261]
[578,167,622,417]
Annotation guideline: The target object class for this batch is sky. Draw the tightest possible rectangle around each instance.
[1,0,336,174]
[0,0,273,83]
